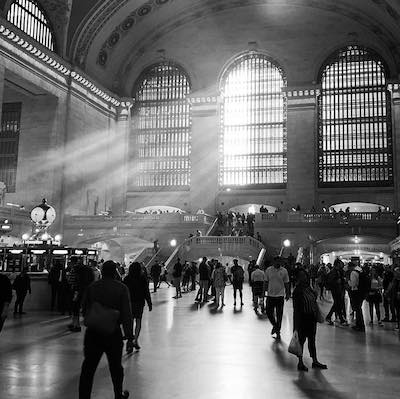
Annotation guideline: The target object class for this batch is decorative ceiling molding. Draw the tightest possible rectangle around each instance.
[0,18,126,109]
[117,0,400,81]
[71,0,173,68]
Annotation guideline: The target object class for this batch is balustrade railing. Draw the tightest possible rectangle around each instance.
[258,211,396,224]
[65,213,215,225]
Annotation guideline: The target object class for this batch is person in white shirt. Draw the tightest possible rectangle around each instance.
[265,257,290,338]
[251,265,265,313]
[348,263,366,331]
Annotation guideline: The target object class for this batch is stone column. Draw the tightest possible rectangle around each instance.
[111,101,132,215]
[285,86,319,210]
[389,83,400,210]
[187,92,220,215]
[0,61,4,110]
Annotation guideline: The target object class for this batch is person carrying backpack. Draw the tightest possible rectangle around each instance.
[230,259,244,307]
[349,263,370,332]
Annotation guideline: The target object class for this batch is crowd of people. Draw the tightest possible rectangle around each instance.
[2,253,400,397]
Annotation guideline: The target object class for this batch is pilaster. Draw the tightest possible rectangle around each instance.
[284,85,320,210]
[111,100,132,215]
[187,89,220,214]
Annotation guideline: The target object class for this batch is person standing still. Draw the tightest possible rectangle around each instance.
[196,257,210,302]
[13,268,31,314]
[0,273,12,333]
[172,258,183,298]
[265,257,290,339]
[79,261,133,399]
[349,263,367,332]
[230,259,244,306]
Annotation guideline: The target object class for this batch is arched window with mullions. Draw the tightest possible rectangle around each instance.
[131,62,191,190]
[318,45,393,187]
[220,52,287,188]
[7,0,56,51]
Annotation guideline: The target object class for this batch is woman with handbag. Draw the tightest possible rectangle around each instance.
[367,267,383,326]
[292,268,327,372]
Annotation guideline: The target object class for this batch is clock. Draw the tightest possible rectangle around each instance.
[30,207,45,223]
[45,207,56,224]
[30,199,57,225]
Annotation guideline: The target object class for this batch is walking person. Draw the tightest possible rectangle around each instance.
[12,268,31,315]
[0,273,12,333]
[123,262,152,350]
[230,259,244,307]
[79,260,133,399]
[150,261,161,293]
[251,264,265,313]
[172,258,183,298]
[265,257,290,339]
[158,264,171,288]
[211,262,227,308]
[382,265,395,322]
[68,257,94,332]
[325,259,348,325]
[293,268,327,371]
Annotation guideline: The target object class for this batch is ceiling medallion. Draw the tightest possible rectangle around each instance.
[98,50,108,66]
[122,17,135,30]
[138,4,152,16]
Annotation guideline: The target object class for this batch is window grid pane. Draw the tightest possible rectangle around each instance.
[220,53,287,187]
[7,0,55,51]
[0,103,22,193]
[318,45,393,187]
[132,63,191,190]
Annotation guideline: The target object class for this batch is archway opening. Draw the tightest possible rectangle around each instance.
[229,203,277,215]
[329,202,387,212]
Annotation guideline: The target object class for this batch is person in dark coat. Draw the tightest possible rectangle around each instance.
[150,261,161,293]
[48,261,63,311]
[68,257,94,332]
[293,268,327,372]
[79,260,133,399]
[123,262,152,350]
[0,273,12,332]
[13,268,31,314]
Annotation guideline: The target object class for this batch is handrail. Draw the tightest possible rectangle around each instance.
[144,248,162,271]
[205,217,218,236]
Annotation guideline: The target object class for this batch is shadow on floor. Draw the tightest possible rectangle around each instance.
[294,371,350,399]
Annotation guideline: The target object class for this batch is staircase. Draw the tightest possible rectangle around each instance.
[165,235,267,277]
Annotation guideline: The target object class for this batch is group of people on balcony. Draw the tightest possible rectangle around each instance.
[216,211,255,236]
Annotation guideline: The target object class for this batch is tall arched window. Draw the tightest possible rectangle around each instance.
[131,62,191,190]
[220,52,287,187]
[318,45,393,186]
[7,0,56,51]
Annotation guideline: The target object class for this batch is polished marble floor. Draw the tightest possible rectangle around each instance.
[1,285,400,399]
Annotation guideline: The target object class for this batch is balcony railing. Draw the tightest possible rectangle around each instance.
[257,211,396,224]
[64,213,215,226]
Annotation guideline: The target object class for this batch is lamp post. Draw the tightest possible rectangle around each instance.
[279,239,291,256]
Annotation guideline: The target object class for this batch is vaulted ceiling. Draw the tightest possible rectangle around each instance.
[3,0,400,95]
